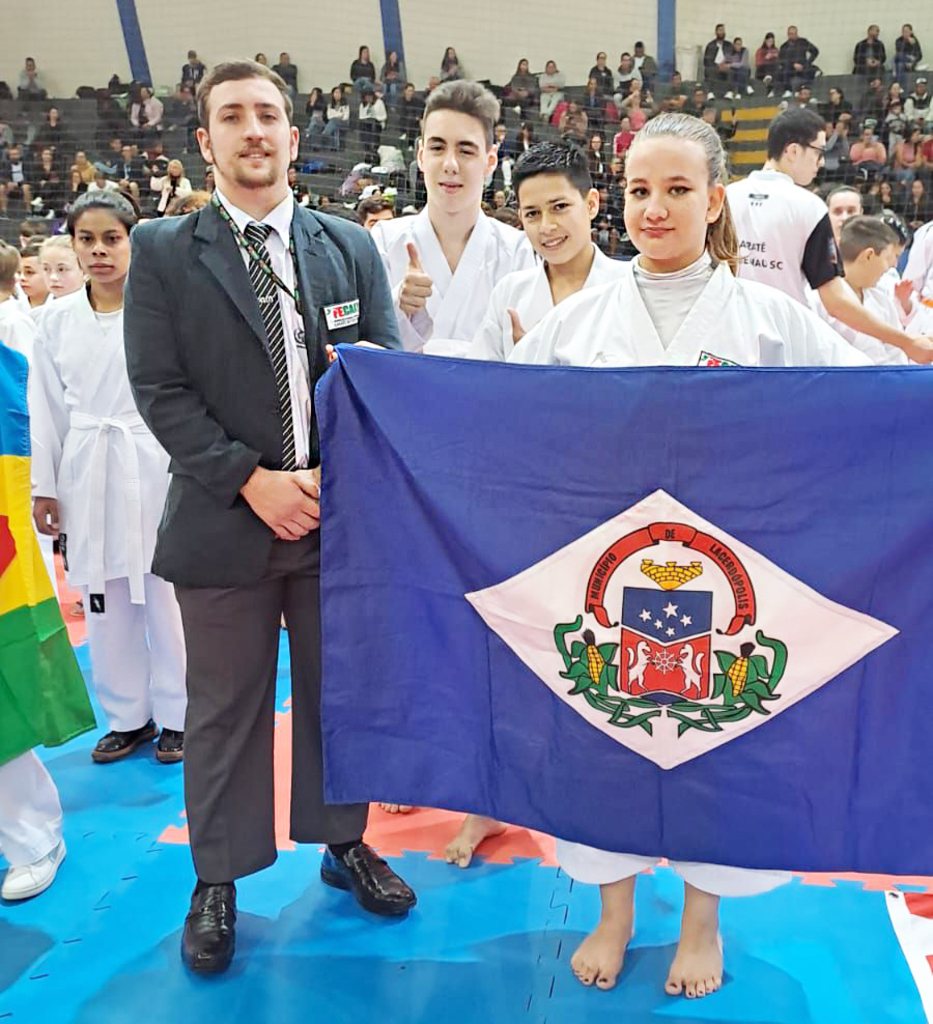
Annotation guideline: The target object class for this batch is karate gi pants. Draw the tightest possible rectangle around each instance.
[82,573,187,733]
[557,840,791,897]
[0,751,62,867]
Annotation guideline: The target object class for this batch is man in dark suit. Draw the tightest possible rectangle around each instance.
[124,60,414,976]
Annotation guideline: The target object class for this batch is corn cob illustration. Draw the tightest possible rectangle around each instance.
[727,642,756,697]
[582,629,605,686]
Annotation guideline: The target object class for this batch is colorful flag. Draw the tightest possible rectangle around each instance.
[0,344,94,766]
[317,348,933,874]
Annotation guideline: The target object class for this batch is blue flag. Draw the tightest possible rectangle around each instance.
[317,348,933,875]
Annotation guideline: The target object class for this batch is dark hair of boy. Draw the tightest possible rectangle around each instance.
[838,215,898,263]
[767,107,826,160]
[511,141,593,201]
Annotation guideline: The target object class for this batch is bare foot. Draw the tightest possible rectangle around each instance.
[665,883,723,999]
[444,814,506,868]
[379,804,415,814]
[571,876,635,991]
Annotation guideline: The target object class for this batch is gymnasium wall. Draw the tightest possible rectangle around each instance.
[5,1,933,99]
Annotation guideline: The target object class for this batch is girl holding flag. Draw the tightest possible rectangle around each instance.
[510,113,867,999]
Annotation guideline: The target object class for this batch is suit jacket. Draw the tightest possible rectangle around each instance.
[124,199,402,588]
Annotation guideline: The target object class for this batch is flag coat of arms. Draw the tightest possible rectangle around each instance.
[0,344,94,765]
[317,348,933,874]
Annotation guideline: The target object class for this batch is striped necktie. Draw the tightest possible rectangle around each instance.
[243,221,297,471]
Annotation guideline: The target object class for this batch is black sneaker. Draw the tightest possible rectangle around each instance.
[91,719,158,763]
[156,728,184,764]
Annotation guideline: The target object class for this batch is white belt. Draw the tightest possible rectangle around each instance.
[69,411,148,610]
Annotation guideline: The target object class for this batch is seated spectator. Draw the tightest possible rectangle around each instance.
[587,133,607,187]
[506,59,538,119]
[166,190,211,216]
[894,127,925,186]
[288,165,311,207]
[659,71,688,111]
[351,46,377,91]
[323,85,350,150]
[164,83,197,150]
[613,117,635,156]
[858,77,887,125]
[617,81,651,130]
[701,104,736,145]
[35,107,72,161]
[703,24,733,99]
[921,132,933,180]
[778,25,819,97]
[95,136,124,176]
[357,195,395,230]
[0,116,13,150]
[272,52,298,99]
[0,144,31,214]
[878,180,897,215]
[902,177,931,231]
[632,42,657,94]
[755,32,780,92]
[582,78,610,135]
[853,26,886,77]
[115,143,146,195]
[358,87,387,162]
[558,101,588,143]
[381,51,405,103]
[882,100,907,154]
[152,158,192,215]
[32,148,66,214]
[895,25,922,89]
[849,123,887,171]
[254,53,268,66]
[305,87,328,137]
[588,52,616,98]
[87,170,120,194]
[538,60,565,120]
[130,86,164,140]
[142,140,169,180]
[684,86,709,118]
[181,50,206,89]
[615,53,642,101]
[785,84,819,111]
[440,47,464,82]
[17,57,46,101]
[71,150,96,185]
[514,121,536,157]
[821,87,853,125]
[822,118,852,181]
[65,166,88,208]
[398,83,423,150]
[727,37,753,97]
[906,79,932,123]
[885,82,904,113]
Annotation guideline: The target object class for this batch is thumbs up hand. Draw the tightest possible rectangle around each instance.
[399,242,434,318]
[507,307,527,345]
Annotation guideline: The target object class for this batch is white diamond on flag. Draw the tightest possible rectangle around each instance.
[465,490,897,770]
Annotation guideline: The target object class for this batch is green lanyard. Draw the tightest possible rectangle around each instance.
[213,192,304,317]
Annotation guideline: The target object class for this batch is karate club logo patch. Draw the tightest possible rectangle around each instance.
[467,490,896,769]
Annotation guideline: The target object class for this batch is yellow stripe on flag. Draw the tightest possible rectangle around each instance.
[0,453,55,617]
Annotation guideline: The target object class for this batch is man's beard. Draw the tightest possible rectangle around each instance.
[231,158,281,190]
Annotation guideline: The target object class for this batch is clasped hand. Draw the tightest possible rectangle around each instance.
[240,465,321,541]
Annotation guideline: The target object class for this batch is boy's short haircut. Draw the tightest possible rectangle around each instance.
[767,107,825,160]
[512,141,593,202]
[356,196,394,222]
[838,215,898,263]
[826,184,862,206]
[0,241,20,288]
[422,80,500,146]
[19,243,43,260]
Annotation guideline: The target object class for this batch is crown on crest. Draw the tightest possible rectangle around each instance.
[640,559,704,591]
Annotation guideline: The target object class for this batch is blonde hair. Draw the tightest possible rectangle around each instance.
[39,234,76,258]
[628,112,740,274]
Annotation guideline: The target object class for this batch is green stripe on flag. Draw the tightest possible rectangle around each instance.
[0,597,95,765]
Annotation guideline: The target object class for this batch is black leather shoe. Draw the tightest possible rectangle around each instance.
[181,882,236,974]
[91,719,157,763]
[321,843,416,916]
[156,728,184,764]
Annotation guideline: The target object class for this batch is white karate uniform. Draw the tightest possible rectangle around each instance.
[810,278,912,365]
[467,244,625,362]
[30,287,186,733]
[369,207,536,353]
[0,297,59,591]
[904,222,933,334]
[0,751,62,867]
[510,255,868,895]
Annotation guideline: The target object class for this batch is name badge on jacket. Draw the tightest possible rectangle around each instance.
[324,299,360,330]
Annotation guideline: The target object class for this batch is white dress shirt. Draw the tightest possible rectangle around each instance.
[214,187,311,467]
